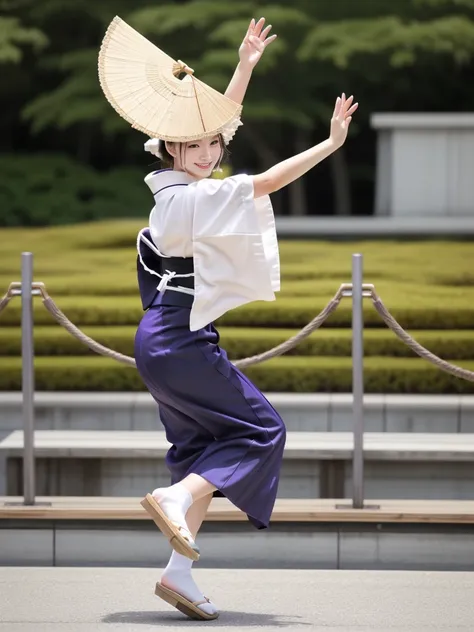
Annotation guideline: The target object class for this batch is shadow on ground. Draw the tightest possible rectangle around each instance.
[103,610,311,627]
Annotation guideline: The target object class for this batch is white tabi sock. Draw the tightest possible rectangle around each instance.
[161,551,218,616]
[152,483,194,537]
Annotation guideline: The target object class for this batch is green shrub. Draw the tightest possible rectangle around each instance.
[245,357,474,394]
[1,221,473,282]
[218,299,474,330]
[1,326,474,360]
[1,295,474,330]
[0,155,150,227]
[0,297,143,326]
[3,273,474,303]
[0,356,473,394]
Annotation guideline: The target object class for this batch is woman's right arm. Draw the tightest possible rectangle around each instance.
[253,93,358,198]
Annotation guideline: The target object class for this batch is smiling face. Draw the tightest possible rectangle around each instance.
[165,135,223,179]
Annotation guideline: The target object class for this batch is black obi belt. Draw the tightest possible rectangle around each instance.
[136,228,194,310]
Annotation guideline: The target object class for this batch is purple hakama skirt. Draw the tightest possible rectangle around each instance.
[134,301,286,530]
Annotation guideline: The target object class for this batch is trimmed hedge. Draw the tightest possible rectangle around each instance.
[2,222,474,288]
[1,225,473,394]
[1,326,474,360]
[218,299,474,330]
[1,224,473,330]
[4,223,473,278]
[0,356,473,394]
[246,357,474,395]
[1,296,474,330]
[2,272,473,303]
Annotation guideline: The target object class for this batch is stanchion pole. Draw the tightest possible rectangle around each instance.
[351,253,364,509]
[21,252,35,505]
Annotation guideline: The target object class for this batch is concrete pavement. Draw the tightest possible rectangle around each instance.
[1,567,473,631]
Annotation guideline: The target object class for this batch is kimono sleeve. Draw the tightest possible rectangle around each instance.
[181,174,280,331]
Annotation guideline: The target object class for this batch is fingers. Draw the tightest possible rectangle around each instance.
[335,94,358,117]
[252,18,276,39]
[261,24,272,39]
[263,34,277,47]
[246,18,255,38]
[247,17,277,48]
[347,102,359,117]
[333,93,359,124]
[253,17,266,37]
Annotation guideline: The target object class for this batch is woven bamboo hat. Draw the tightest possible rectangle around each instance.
[98,16,242,142]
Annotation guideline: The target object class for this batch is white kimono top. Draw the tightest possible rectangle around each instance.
[144,169,280,331]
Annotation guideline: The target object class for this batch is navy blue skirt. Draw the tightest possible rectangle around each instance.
[134,300,286,529]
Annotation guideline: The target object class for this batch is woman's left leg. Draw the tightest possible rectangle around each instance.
[160,493,217,616]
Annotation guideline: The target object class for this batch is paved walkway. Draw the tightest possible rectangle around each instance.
[1,567,473,631]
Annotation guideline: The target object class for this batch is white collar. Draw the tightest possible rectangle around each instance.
[144,169,198,196]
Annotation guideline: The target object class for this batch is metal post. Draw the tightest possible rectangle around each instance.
[352,253,364,509]
[21,252,35,505]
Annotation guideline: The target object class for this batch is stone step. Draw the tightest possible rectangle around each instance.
[1,392,473,436]
[2,429,474,501]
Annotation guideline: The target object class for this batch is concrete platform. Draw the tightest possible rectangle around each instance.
[5,429,474,500]
[275,215,474,238]
[5,429,474,460]
[0,567,473,631]
[1,392,473,435]
[3,497,474,571]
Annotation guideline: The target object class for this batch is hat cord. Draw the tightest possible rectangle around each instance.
[172,60,206,137]
[190,76,206,136]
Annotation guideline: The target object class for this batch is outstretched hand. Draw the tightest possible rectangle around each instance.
[239,17,277,70]
[330,94,359,148]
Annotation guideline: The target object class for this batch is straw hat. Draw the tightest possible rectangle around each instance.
[98,16,242,142]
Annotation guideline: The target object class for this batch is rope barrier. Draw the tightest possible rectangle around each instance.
[235,291,342,369]
[43,291,343,368]
[0,294,12,314]
[1,282,474,381]
[372,292,474,382]
[43,296,137,367]
[0,283,16,314]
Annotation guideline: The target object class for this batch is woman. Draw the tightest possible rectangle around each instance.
[99,16,358,621]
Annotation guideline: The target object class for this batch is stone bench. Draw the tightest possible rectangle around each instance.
[2,429,474,460]
[1,393,473,436]
[2,430,474,501]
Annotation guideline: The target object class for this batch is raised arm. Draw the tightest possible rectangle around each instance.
[224,18,277,105]
[253,94,359,198]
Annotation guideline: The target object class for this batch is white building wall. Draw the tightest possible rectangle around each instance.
[371,113,474,217]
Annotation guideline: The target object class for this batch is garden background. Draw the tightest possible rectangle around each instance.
[1,0,474,393]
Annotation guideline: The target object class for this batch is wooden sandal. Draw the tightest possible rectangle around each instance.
[140,493,200,561]
[155,582,219,621]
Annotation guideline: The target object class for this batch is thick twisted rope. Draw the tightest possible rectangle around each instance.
[235,292,342,368]
[0,293,12,314]
[0,282,46,314]
[42,292,343,369]
[372,294,474,382]
[3,282,474,382]
[43,297,137,367]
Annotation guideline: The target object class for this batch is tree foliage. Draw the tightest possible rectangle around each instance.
[0,153,150,226]
[21,49,119,134]
[300,15,474,68]
[1,0,474,221]
[0,16,47,63]
[8,0,474,136]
